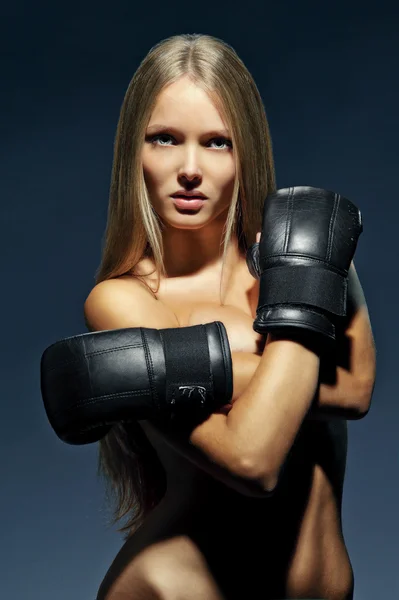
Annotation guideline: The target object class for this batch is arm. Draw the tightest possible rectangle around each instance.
[209,273,376,425]
[140,418,268,498]
[83,260,375,496]
[189,261,377,492]
[190,336,320,493]
[307,260,376,420]
[84,278,272,497]
[191,185,367,492]
[225,261,376,422]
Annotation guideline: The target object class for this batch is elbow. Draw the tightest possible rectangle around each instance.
[236,454,279,496]
[352,378,376,419]
[258,468,280,495]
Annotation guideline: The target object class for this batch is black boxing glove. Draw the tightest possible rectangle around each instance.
[40,322,233,445]
[246,186,363,353]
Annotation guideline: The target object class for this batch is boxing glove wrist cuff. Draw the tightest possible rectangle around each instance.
[257,264,348,318]
[143,322,233,422]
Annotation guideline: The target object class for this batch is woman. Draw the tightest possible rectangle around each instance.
[84,34,376,600]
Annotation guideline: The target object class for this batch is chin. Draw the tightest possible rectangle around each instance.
[158,210,211,230]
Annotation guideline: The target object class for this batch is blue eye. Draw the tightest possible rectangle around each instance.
[148,134,173,146]
[210,137,233,150]
[146,134,233,150]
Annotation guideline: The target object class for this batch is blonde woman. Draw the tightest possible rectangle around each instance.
[72,34,374,599]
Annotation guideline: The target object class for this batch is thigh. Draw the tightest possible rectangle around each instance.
[96,494,196,599]
[101,535,225,600]
[134,535,226,600]
[99,559,159,600]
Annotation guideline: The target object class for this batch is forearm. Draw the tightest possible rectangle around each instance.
[226,337,320,489]
[142,418,269,498]
[138,352,274,499]
[308,363,369,421]
[231,262,375,421]
[232,349,369,421]
[143,340,364,497]
[141,345,311,499]
[310,262,376,419]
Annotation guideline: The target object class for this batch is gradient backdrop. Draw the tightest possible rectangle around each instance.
[2,2,397,599]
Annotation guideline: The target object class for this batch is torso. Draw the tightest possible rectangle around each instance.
[100,256,354,600]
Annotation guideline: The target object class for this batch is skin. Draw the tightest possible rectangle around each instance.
[100,76,356,599]
[141,75,259,599]
[142,74,258,421]
[142,75,243,278]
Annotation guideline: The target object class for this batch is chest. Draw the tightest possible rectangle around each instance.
[153,261,265,356]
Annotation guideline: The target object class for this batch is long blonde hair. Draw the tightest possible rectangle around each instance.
[93,33,276,539]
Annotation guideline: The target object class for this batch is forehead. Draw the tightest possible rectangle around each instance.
[149,79,227,128]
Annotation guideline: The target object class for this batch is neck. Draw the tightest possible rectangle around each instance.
[160,220,241,279]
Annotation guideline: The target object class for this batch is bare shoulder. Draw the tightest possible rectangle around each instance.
[84,276,179,332]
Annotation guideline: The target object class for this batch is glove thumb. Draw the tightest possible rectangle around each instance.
[246,234,261,279]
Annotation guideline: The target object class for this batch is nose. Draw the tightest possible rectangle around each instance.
[177,146,202,182]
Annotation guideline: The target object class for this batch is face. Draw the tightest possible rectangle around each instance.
[141,76,236,230]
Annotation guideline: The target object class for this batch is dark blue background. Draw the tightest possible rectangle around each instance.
[2,2,397,598]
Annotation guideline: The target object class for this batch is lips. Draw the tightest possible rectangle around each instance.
[171,190,208,199]
[171,196,206,210]
[172,195,205,200]
[171,194,207,199]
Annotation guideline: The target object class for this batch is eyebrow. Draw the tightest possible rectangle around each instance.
[146,124,231,137]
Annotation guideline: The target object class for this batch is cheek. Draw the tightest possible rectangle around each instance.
[208,156,235,183]
[143,150,175,178]
[142,156,167,189]
[216,169,236,194]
